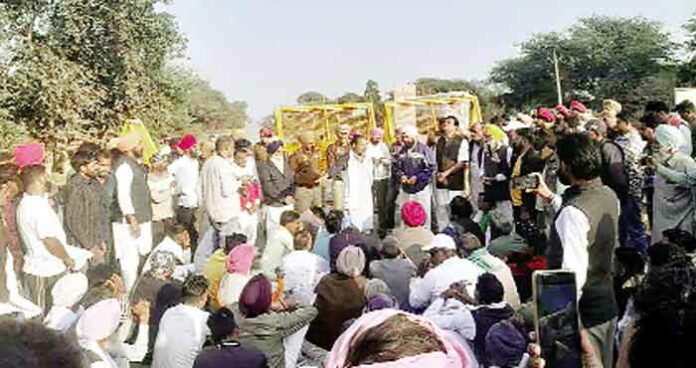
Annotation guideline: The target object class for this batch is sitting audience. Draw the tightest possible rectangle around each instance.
[369,236,416,309]
[203,233,247,310]
[153,274,210,368]
[392,201,435,264]
[194,307,268,368]
[43,272,89,332]
[307,246,367,351]
[235,274,318,368]
[261,210,302,277]
[471,273,515,365]
[218,243,256,307]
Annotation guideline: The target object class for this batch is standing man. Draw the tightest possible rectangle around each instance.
[468,123,486,212]
[482,124,513,223]
[257,140,295,247]
[253,127,275,164]
[611,114,649,252]
[434,116,469,231]
[344,134,374,232]
[17,165,90,312]
[169,134,200,250]
[199,136,241,254]
[325,124,352,210]
[289,132,323,215]
[393,125,436,229]
[535,133,620,368]
[112,132,154,292]
[63,150,107,267]
[366,128,391,237]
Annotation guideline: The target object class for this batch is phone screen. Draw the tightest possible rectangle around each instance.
[533,271,582,368]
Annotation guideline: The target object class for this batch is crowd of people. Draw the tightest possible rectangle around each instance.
[1,97,696,368]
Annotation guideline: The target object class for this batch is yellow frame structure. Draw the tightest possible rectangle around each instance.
[383,94,483,144]
[274,102,377,153]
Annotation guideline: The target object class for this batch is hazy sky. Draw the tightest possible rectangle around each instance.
[166,0,693,119]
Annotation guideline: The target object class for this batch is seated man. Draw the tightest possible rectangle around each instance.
[193,307,267,368]
[409,234,483,310]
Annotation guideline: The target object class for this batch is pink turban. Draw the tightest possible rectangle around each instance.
[536,107,556,123]
[76,298,121,341]
[555,104,571,118]
[177,134,197,151]
[226,243,255,274]
[401,201,426,227]
[13,143,44,169]
[570,100,587,113]
[239,274,272,318]
[328,309,472,368]
[370,128,384,139]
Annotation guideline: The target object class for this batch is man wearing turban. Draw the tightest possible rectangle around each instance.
[393,125,437,229]
[112,131,154,293]
[481,124,514,224]
[169,134,200,248]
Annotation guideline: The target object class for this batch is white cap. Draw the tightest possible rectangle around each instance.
[422,234,457,251]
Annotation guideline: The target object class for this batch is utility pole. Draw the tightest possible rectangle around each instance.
[553,48,562,105]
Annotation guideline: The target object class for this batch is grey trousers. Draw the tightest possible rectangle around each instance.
[24,272,64,315]
[585,317,617,368]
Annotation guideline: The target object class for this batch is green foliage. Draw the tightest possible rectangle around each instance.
[677,12,696,87]
[297,91,330,105]
[336,92,365,104]
[491,16,675,114]
[0,0,245,147]
[364,79,384,124]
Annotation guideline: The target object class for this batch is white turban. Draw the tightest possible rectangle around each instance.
[76,298,121,341]
[51,272,88,308]
[401,125,419,138]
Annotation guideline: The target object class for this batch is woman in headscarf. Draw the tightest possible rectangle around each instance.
[651,124,696,244]
[327,309,472,368]
[77,298,150,367]
[131,250,176,304]
[235,274,318,368]
[218,243,256,307]
[307,246,368,351]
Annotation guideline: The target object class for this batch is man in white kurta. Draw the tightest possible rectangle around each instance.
[344,137,374,232]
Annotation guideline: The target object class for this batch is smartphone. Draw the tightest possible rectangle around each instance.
[512,174,540,190]
[533,270,582,368]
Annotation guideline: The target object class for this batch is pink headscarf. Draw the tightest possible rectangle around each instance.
[13,143,44,169]
[401,201,426,227]
[328,309,471,368]
[555,104,571,118]
[227,243,255,274]
[370,128,384,139]
[76,298,121,341]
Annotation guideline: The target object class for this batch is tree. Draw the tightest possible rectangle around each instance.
[336,92,365,104]
[183,68,247,131]
[0,0,190,141]
[677,12,696,87]
[491,16,675,114]
[364,79,384,124]
[297,91,330,105]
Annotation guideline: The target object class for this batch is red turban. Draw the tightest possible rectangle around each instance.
[536,108,556,123]
[239,275,272,318]
[401,200,427,227]
[570,100,587,113]
[177,134,197,151]
[259,127,274,138]
[555,104,571,118]
[13,143,45,169]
